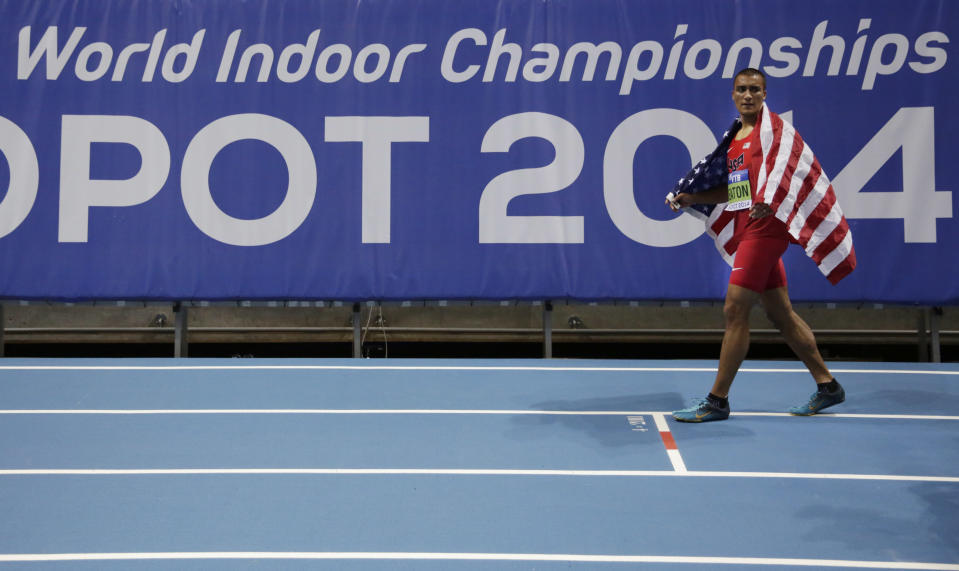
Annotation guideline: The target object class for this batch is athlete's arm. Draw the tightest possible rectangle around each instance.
[666,186,728,211]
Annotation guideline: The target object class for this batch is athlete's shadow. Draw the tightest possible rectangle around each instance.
[510,393,753,447]
[530,392,684,414]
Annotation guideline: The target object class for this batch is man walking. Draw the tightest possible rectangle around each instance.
[666,68,855,422]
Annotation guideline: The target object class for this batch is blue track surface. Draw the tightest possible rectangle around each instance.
[0,359,957,569]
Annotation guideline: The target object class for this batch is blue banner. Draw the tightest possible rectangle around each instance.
[0,0,955,303]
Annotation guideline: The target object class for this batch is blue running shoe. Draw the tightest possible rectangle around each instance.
[672,398,730,423]
[788,384,845,416]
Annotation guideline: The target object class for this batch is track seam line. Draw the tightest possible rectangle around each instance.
[0,551,956,568]
[0,468,956,482]
[0,410,956,420]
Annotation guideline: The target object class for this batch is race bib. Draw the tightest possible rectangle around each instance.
[726,169,752,211]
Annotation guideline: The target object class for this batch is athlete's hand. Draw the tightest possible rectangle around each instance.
[749,203,773,219]
[666,192,694,212]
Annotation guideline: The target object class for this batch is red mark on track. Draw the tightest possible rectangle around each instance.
[659,431,678,450]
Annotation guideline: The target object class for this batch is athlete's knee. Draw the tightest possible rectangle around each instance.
[724,285,757,325]
[723,297,752,325]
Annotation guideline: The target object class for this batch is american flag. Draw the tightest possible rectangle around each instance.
[670,105,856,285]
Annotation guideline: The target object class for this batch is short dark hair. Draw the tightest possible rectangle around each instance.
[734,67,766,88]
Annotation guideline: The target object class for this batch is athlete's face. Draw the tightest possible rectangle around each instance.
[732,73,766,120]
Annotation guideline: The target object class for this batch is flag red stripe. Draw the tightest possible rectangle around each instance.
[768,130,802,212]
[811,218,849,264]
[798,186,838,248]
[785,160,823,229]
[826,250,857,285]
[758,113,783,202]
[710,209,735,236]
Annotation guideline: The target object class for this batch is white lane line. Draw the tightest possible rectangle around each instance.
[0,552,956,568]
[666,450,687,472]
[0,364,957,375]
[651,413,687,473]
[0,468,956,482]
[1,410,956,421]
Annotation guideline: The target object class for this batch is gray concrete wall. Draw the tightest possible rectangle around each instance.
[2,301,954,352]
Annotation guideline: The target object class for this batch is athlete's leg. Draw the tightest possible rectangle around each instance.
[708,237,787,398]
[710,283,760,398]
[760,285,832,384]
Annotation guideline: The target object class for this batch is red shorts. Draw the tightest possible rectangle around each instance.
[730,238,789,293]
